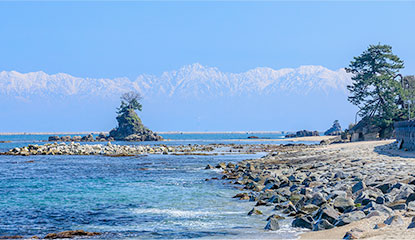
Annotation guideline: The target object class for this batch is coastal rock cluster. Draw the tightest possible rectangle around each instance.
[48,133,113,142]
[213,141,415,234]
[285,130,319,138]
[5,142,174,156]
[2,142,222,156]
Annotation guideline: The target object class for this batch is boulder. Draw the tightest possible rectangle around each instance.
[292,216,314,230]
[205,164,214,169]
[81,134,94,142]
[264,218,280,231]
[335,211,366,226]
[71,136,82,142]
[343,228,364,239]
[352,181,366,194]
[408,201,415,211]
[48,136,61,141]
[334,196,354,212]
[313,219,334,231]
[301,204,319,214]
[316,206,340,224]
[247,208,262,216]
[383,215,404,226]
[266,214,285,221]
[311,192,327,206]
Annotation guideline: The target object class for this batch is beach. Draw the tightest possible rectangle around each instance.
[219,139,415,239]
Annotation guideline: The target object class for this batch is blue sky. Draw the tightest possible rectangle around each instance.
[1,1,415,132]
[0,1,414,78]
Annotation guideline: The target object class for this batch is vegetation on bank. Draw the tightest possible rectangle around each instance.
[346,44,414,138]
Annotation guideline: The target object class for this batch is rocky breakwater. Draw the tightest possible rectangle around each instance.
[48,133,113,142]
[5,142,175,156]
[209,141,415,236]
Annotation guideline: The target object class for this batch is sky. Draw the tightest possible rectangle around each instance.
[0,1,414,79]
[0,1,415,132]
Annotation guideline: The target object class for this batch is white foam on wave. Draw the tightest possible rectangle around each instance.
[131,208,242,218]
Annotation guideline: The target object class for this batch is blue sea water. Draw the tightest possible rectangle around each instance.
[0,134,305,239]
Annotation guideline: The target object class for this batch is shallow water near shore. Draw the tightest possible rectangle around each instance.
[0,134,304,239]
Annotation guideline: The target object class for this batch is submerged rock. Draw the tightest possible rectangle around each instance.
[44,230,100,239]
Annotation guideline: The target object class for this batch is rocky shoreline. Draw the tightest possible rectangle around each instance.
[210,140,415,238]
[2,142,216,156]
[1,142,310,156]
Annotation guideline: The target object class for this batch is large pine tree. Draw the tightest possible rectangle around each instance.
[346,44,404,136]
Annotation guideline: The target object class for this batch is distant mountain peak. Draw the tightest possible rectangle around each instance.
[0,64,352,99]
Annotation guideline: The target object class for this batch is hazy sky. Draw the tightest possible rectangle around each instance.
[1,1,414,79]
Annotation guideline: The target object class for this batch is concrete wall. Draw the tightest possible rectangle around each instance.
[394,120,415,150]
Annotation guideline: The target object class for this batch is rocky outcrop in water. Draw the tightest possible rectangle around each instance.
[109,93,163,141]
[285,130,319,138]
[44,230,100,239]
[324,120,342,136]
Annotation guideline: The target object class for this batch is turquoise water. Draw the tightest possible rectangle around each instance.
[0,134,302,239]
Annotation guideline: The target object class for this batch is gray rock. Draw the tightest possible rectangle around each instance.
[334,196,354,212]
[388,200,407,210]
[264,218,280,231]
[375,196,385,204]
[352,181,366,194]
[247,208,262,216]
[343,228,364,239]
[313,219,334,231]
[311,192,327,206]
[384,215,404,226]
[205,164,214,169]
[316,206,340,224]
[376,183,393,194]
[335,211,366,226]
[292,216,313,230]
[301,204,319,214]
[406,193,415,205]
[408,201,415,211]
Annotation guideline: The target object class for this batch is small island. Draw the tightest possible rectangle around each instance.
[47,91,163,142]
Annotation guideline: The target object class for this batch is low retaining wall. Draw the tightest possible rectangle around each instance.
[394,120,415,150]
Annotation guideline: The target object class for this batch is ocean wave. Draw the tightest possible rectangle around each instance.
[131,208,242,218]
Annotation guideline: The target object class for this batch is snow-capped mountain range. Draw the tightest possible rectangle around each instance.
[0,63,352,99]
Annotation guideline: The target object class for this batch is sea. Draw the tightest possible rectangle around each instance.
[0,133,313,239]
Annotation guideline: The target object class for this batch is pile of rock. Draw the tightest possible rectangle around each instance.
[5,142,174,156]
[285,130,319,138]
[48,133,113,142]
[211,142,415,232]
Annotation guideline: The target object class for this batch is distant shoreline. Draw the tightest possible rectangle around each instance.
[0,131,286,136]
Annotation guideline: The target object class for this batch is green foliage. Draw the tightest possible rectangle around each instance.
[346,44,405,132]
[117,91,143,115]
[401,75,415,119]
